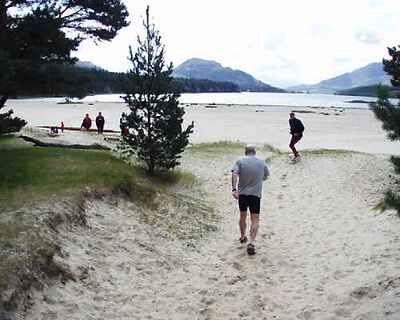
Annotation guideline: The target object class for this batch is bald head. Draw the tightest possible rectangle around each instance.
[245,145,256,155]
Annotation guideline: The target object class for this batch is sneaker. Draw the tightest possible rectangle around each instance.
[247,243,256,255]
[239,236,248,244]
[291,155,301,162]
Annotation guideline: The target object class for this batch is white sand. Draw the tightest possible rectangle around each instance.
[7,99,400,155]
[8,100,399,319]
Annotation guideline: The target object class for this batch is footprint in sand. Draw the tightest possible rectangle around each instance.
[228,274,247,285]
[224,290,236,297]
[200,296,216,306]
[232,262,242,271]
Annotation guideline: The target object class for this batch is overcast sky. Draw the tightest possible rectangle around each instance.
[75,0,400,88]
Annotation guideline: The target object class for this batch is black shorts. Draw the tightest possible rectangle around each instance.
[238,195,261,214]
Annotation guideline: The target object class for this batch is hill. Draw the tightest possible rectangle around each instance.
[12,64,241,98]
[337,84,399,98]
[173,58,285,93]
[288,62,391,94]
[75,60,103,70]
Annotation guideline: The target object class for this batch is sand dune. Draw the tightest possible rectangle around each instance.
[25,144,400,320]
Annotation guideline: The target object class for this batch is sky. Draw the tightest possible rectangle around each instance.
[75,0,400,88]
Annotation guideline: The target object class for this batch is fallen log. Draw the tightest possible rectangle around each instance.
[20,136,111,150]
[37,126,120,134]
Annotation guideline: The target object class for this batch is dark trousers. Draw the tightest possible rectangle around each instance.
[289,134,302,156]
[97,124,104,134]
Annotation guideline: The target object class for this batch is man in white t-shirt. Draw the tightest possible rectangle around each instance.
[231,145,270,255]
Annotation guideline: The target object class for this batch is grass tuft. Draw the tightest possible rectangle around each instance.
[187,141,245,154]
[301,149,354,156]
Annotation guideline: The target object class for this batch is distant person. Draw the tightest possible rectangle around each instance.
[81,113,92,130]
[50,126,58,135]
[231,145,270,255]
[95,112,105,134]
[289,112,304,160]
[60,121,64,133]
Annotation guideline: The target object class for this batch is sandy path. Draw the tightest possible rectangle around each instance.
[27,150,400,320]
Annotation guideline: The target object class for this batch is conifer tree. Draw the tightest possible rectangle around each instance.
[0,0,129,134]
[371,46,400,216]
[120,6,194,173]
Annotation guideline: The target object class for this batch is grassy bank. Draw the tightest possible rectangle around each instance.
[0,137,142,207]
[0,136,208,314]
[0,137,143,312]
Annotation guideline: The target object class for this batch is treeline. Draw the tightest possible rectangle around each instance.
[12,64,240,98]
[336,85,400,98]
[173,77,239,93]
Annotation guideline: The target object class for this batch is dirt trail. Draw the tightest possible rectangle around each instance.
[27,150,400,320]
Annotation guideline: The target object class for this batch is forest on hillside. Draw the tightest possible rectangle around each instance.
[336,84,399,97]
[11,64,240,99]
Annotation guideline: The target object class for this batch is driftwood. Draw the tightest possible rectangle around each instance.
[20,135,111,150]
[37,126,120,134]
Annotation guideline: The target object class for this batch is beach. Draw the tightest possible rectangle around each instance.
[3,100,400,319]
[8,99,400,155]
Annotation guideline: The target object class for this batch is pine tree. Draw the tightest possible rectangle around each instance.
[0,0,129,134]
[371,46,400,216]
[120,6,194,173]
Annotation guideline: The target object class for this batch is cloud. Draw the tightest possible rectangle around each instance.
[75,0,400,87]
[334,57,352,64]
[355,30,382,45]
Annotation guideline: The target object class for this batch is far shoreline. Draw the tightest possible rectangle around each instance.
[8,99,372,111]
[7,91,379,110]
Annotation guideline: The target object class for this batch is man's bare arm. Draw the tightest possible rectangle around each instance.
[232,172,238,190]
[231,172,239,200]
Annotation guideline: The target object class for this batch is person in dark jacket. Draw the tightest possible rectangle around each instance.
[95,112,105,134]
[81,113,92,130]
[289,112,304,159]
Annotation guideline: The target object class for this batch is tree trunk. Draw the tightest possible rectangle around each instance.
[0,95,8,109]
[20,136,111,150]
[0,2,8,109]
[0,2,7,45]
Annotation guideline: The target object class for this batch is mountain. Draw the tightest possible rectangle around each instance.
[288,62,391,94]
[173,58,285,93]
[75,60,103,70]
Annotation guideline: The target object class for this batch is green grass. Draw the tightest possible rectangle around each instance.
[261,143,285,163]
[140,192,217,240]
[0,135,31,150]
[0,139,143,206]
[187,141,245,154]
[129,165,197,188]
[262,145,355,163]
[301,148,355,156]
[0,219,57,292]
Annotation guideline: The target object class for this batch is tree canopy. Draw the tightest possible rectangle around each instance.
[371,46,400,216]
[0,0,129,134]
[1,0,129,60]
[120,6,194,173]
